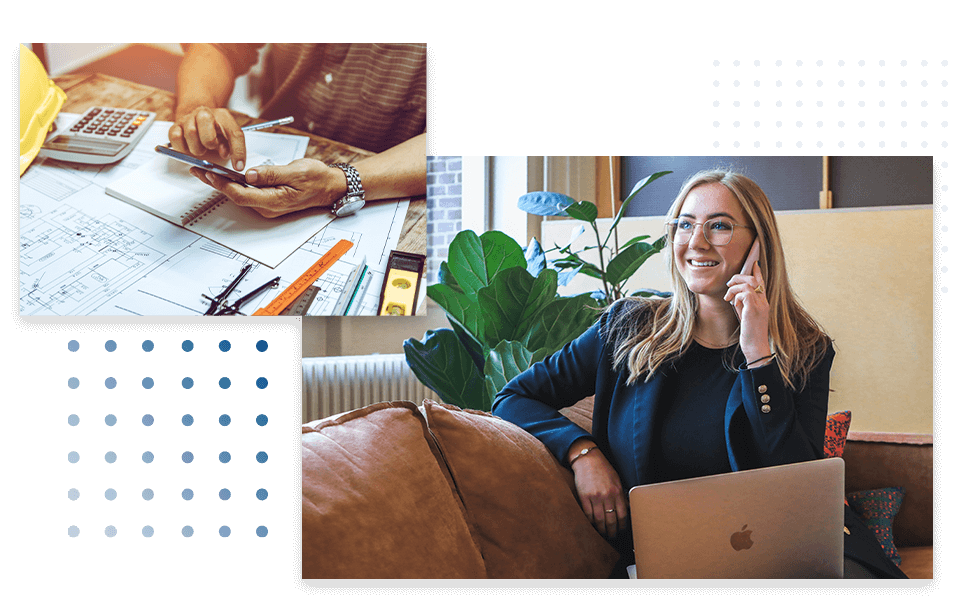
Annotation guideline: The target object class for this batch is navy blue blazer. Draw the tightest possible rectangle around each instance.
[492,301,907,579]
[492,302,835,488]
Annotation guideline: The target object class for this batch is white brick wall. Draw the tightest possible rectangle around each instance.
[426,156,462,284]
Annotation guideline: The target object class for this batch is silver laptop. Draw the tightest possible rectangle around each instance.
[628,457,844,579]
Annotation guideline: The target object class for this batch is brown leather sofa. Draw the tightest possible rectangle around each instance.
[843,433,933,578]
[301,398,932,579]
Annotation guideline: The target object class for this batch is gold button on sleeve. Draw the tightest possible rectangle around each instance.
[758,384,768,393]
[761,405,771,414]
[760,394,771,403]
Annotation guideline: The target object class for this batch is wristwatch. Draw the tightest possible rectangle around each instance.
[329,163,365,217]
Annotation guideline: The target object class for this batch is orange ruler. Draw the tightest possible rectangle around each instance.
[252,239,354,316]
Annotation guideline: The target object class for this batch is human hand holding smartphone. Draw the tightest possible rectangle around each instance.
[728,239,761,321]
[739,239,760,277]
[726,238,772,365]
[155,145,251,187]
[156,116,294,187]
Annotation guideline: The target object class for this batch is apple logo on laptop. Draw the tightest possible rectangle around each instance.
[730,525,754,551]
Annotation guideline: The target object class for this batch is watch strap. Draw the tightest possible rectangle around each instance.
[330,162,364,197]
[329,162,365,216]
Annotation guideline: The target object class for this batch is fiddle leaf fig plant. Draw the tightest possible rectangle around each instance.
[404,170,673,411]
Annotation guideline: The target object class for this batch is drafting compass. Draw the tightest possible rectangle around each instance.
[202,264,280,316]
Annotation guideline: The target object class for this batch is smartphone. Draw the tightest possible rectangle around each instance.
[155,145,250,187]
[739,239,760,277]
[731,239,760,321]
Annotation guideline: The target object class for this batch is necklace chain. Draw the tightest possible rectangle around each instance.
[693,333,737,349]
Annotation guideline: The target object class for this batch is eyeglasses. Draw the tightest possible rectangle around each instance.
[665,218,754,246]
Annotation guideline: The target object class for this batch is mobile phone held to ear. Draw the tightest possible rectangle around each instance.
[730,239,761,322]
[740,239,760,277]
[155,145,250,187]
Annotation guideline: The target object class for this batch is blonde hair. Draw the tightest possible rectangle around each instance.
[605,169,831,390]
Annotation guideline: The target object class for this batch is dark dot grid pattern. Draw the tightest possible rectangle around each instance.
[710,57,948,296]
[62,318,301,568]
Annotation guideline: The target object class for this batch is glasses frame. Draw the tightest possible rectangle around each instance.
[665,217,755,247]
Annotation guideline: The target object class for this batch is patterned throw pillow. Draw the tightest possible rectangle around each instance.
[823,411,906,566]
[846,487,906,565]
[824,410,851,458]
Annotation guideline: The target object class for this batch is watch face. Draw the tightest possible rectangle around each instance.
[333,198,365,217]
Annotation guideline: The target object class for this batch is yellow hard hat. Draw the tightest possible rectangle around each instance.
[20,44,66,176]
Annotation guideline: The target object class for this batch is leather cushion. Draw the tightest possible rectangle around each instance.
[301,401,486,578]
[421,399,620,578]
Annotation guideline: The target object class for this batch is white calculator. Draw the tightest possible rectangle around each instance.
[39,106,157,165]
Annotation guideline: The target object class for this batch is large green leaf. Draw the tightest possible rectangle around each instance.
[525,293,602,356]
[604,170,671,247]
[428,282,482,343]
[403,329,487,410]
[564,201,598,223]
[446,231,484,295]
[437,261,463,294]
[447,317,486,372]
[604,235,666,287]
[477,267,558,349]
[479,230,527,283]
[447,230,526,297]
[518,191,598,223]
[517,191,575,216]
[482,340,545,409]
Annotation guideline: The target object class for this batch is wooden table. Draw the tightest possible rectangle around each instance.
[52,73,426,256]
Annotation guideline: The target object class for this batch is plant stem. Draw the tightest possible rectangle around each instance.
[609,156,620,258]
[591,221,611,300]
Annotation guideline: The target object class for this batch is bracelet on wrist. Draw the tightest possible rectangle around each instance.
[569,445,598,467]
[745,353,776,368]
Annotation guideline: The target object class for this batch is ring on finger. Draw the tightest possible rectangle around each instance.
[605,509,616,513]
[754,284,765,294]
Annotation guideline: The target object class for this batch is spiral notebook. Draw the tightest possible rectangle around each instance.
[105,131,332,269]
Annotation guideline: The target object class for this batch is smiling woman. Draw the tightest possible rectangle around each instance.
[604,170,830,392]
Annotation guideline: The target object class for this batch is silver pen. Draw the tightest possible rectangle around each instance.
[241,116,294,132]
[166,116,295,148]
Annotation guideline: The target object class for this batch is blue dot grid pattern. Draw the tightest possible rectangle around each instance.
[60,327,290,548]
[709,57,948,365]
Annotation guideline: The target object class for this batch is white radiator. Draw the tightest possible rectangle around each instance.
[302,354,434,423]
